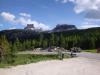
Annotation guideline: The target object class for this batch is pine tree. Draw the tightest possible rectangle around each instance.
[39,34,44,47]
[43,39,48,48]
[60,33,65,48]
[50,33,55,46]
[15,38,21,51]
[0,35,13,63]
[10,43,17,63]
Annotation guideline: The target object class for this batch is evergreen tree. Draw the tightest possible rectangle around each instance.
[43,39,48,48]
[39,34,44,47]
[15,38,21,51]
[50,33,55,46]
[0,35,13,63]
[60,33,65,48]
[10,43,17,63]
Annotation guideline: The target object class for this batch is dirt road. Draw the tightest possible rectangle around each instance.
[77,52,100,60]
[0,57,100,75]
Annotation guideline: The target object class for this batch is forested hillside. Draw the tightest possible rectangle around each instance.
[0,27,100,51]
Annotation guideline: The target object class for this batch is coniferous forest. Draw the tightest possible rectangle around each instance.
[0,27,100,64]
[0,27,100,51]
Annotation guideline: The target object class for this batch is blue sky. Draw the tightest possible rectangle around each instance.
[0,0,100,31]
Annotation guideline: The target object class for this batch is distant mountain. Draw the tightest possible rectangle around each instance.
[24,24,35,30]
[0,24,100,42]
[0,26,100,50]
[24,24,42,32]
[0,26,100,41]
[52,24,77,32]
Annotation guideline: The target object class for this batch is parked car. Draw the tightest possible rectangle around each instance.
[70,47,81,53]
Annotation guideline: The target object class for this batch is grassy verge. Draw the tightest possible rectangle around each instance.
[0,54,58,68]
[82,49,96,53]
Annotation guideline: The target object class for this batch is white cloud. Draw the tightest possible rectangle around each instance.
[19,13,31,17]
[16,17,27,25]
[80,19,100,29]
[85,10,100,20]
[0,12,15,22]
[57,0,100,29]
[73,0,99,13]
[57,0,100,13]
[85,18,100,22]
[0,12,49,30]
[80,25,100,29]
[16,17,49,30]
[39,23,50,30]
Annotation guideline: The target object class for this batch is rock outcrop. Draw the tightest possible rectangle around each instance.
[52,24,77,32]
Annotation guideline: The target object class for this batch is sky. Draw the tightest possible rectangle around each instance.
[0,0,100,31]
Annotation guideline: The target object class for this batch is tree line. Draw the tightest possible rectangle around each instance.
[0,28,100,51]
[0,28,100,63]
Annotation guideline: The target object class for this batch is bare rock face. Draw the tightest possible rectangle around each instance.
[24,24,42,32]
[24,24,35,30]
[52,24,77,32]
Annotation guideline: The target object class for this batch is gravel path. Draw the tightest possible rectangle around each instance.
[77,52,100,60]
[0,57,100,75]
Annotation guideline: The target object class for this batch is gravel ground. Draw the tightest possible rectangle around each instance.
[0,57,100,75]
[77,52,100,60]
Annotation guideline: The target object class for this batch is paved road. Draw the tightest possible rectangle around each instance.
[18,51,100,60]
[18,51,58,55]
[76,52,100,60]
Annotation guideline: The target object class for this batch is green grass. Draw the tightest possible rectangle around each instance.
[0,54,58,68]
[82,49,96,53]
